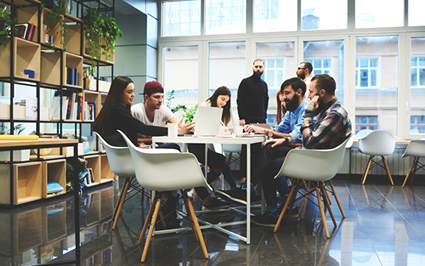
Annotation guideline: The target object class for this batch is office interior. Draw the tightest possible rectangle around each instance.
[1,0,425,265]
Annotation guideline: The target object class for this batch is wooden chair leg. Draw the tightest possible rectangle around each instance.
[182,193,199,242]
[113,177,133,229]
[316,187,330,238]
[323,182,332,205]
[361,156,373,181]
[320,182,336,227]
[382,156,394,186]
[328,180,345,218]
[362,156,374,185]
[274,185,296,232]
[410,158,420,184]
[141,197,162,262]
[112,177,129,221]
[139,194,160,245]
[182,193,209,259]
[402,159,417,188]
[300,181,311,220]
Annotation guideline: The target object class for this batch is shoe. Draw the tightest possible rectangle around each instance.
[216,187,249,205]
[251,211,278,227]
[202,197,231,210]
[161,195,181,227]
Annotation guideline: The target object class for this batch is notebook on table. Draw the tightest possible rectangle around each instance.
[194,106,223,136]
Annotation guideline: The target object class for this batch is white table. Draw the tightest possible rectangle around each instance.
[152,135,265,244]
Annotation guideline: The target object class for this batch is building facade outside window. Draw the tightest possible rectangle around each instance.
[355,116,378,134]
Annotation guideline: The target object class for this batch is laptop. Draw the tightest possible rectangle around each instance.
[194,106,223,136]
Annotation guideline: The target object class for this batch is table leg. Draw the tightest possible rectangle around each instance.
[247,144,251,244]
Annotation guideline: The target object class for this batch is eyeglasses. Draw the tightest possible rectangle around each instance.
[297,67,306,70]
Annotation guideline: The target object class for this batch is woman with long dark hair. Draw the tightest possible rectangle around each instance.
[189,86,236,209]
[276,90,287,125]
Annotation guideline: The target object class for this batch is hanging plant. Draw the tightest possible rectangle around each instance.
[40,0,69,51]
[83,8,122,76]
[0,4,18,37]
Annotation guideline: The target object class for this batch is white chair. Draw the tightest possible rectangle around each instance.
[273,135,352,238]
[95,132,147,230]
[117,129,211,263]
[357,130,396,185]
[401,140,425,187]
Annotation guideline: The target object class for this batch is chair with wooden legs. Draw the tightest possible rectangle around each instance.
[95,132,150,230]
[402,139,425,187]
[273,135,352,238]
[118,130,211,263]
[357,130,396,185]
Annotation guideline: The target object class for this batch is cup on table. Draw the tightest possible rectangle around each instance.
[234,125,243,135]
[168,123,178,137]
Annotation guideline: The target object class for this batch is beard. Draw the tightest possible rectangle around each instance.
[297,72,305,80]
[253,70,263,78]
[285,93,300,112]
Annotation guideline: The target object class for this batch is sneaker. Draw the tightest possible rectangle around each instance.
[251,212,278,227]
[202,197,231,210]
[216,187,249,205]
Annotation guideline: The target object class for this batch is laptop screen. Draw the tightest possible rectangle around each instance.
[194,106,223,136]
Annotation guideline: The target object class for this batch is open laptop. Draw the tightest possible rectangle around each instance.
[194,106,223,136]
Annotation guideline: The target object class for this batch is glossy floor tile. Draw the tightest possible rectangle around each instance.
[1,177,425,265]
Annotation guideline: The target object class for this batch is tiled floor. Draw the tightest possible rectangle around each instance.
[1,177,425,265]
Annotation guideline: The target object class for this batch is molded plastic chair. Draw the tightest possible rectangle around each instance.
[357,130,396,185]
[401,139,425,187]
[95,132,143,230]
[117,129,211,262]
[273,135,352,238]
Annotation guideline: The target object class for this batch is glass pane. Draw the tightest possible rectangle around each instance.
[304,40,345,103]
[409,0,425,26]
[205,0,246,35]
[360,58,368,68]
[256,42,295,126]
[356,36,398,136]
[253,0,297,32]
[162,0,201,37]
[163,46,199,109]
[411,58,417,66]
[370,58,378,67]
[209,42,246,111]
[356,0,403,28]
[360,117,367,124]
[369,116,377,124]
[301,0,347,30]
[410,37,425,134]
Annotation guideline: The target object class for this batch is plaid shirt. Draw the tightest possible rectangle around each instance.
[300,98,352,149]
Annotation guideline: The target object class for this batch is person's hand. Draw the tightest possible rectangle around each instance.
[239,119,245,126]
[306,95,319,113]
[244,125,264,134]
[262,138,286,148]
[178,118,195,134]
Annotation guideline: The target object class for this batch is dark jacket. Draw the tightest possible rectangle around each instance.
[237,74,269,121]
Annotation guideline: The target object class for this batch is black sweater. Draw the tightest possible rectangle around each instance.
[102,103,167,147]
[237,74,269,121]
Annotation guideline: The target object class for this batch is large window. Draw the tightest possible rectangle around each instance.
[205,0,246,35]
[162,46,199,108]
[161,0,201,37]
[355,0,403,28]
[253,0,297,32]
[355,36,398,136]
[301,0,347,30]
[408,0,425,26]
[355,58,378,88]
[409,37,425,135]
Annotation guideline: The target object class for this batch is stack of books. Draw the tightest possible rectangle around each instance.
[15,23,36,41]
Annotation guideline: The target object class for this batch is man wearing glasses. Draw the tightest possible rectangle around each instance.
[296,62,313,100]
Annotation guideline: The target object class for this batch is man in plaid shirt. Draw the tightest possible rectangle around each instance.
[219,74,352,227]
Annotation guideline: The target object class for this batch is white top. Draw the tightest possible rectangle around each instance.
[303,77,312,100]
[131,103,174,126]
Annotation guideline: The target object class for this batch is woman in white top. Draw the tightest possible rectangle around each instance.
[190,86,237,209]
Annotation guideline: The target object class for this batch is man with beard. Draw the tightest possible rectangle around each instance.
[218,74,351,227]
[237,59,269,126]
[244,77,309,141]
[296,62,313,100]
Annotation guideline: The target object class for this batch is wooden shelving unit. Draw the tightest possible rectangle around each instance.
[40,8,64,48]
[63,52,83,88]
[100,154,114,183]
[83,155,101,187]
[42,159,66,198]
[40,50,61,85]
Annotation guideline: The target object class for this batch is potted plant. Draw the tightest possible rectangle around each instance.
[83,8,122,75]
[40,0,69,50]
[0,4,18,37]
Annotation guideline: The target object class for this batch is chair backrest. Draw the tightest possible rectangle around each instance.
[94,132,135,178]
[402,139,425,158]
[117,130,211,191]
[274,135,352,182]
[357,130,396,156]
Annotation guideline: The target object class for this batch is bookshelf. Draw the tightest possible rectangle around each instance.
[0,0,117,206]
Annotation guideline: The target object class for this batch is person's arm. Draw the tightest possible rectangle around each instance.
[267,130,290,139]
[168,116,179,123]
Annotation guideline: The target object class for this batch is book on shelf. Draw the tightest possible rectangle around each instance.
[87,102,96,120]
[15,23,36,41]
[27,23,36,41]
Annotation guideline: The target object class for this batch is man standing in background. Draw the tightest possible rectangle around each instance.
[296,61,313,100]
[237,59,269,126]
